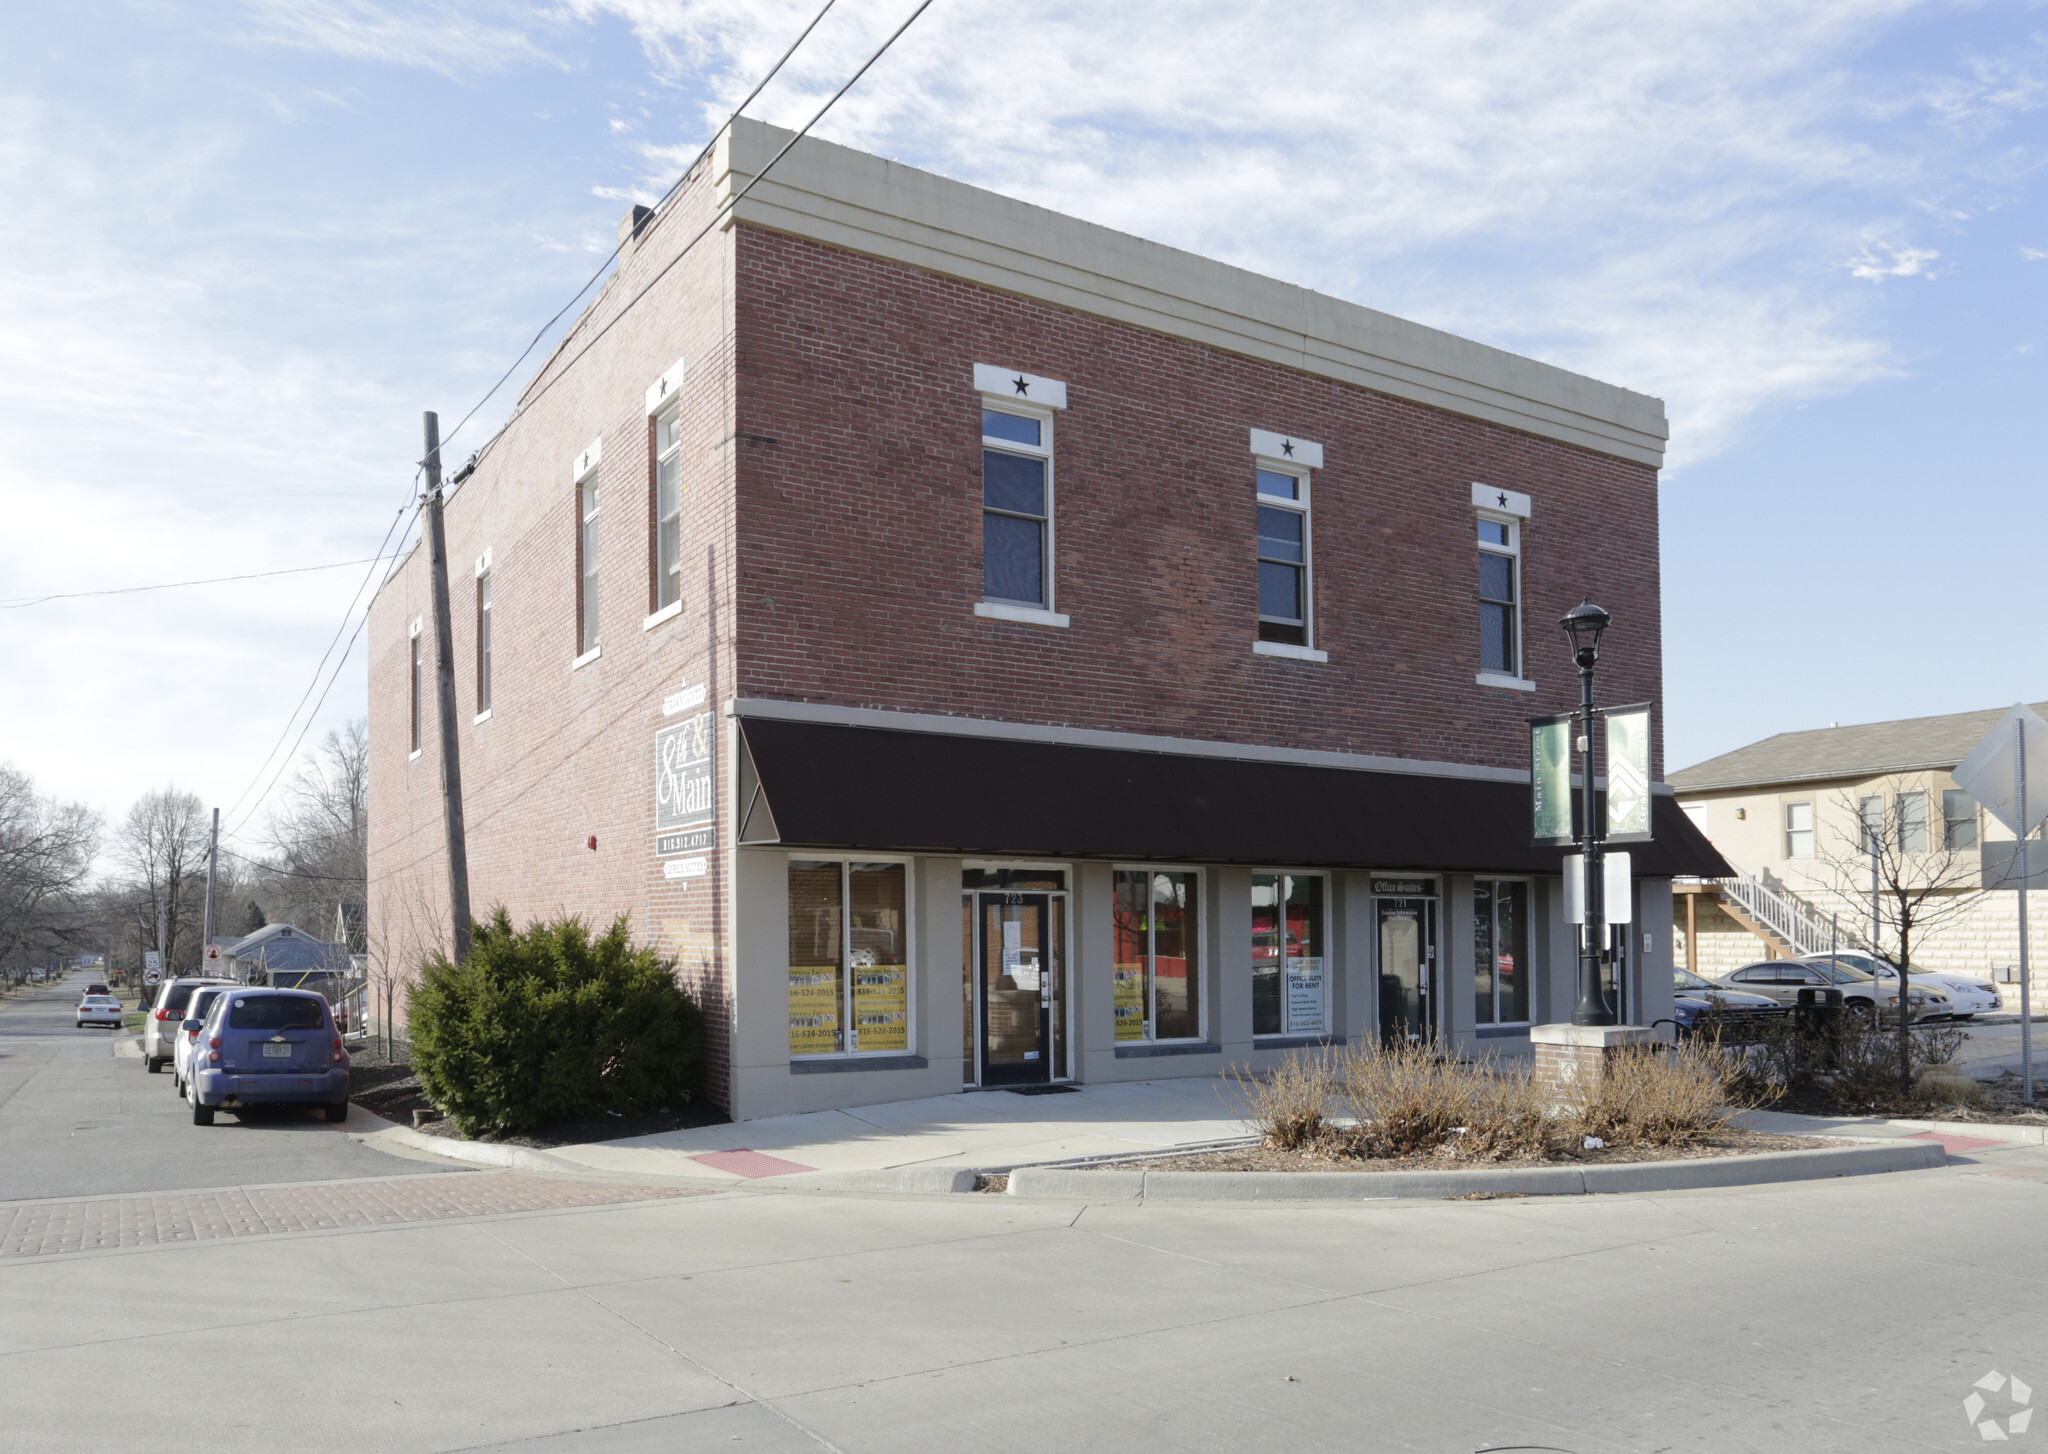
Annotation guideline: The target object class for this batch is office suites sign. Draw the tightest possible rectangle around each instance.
[655,712,716,856]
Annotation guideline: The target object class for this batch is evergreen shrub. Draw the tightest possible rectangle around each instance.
[408,909,704,1136]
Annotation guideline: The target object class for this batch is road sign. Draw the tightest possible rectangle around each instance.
[1983,841,2048,891]
[1954,703,2048,839]
[1563,852,1633,924]
[143,952,162,985]
[204,944,222,963]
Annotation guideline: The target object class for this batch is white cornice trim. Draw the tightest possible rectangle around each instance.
[714,119,1667,468]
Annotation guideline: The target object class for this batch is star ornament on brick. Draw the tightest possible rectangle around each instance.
[1281,439,1295,457]
[1012,375,1030,395]
[1498,491,1509,508]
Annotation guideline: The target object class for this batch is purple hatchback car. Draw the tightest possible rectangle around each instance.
[185,989,350,1126]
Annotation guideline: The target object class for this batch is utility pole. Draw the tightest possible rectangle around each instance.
[201,807,220,947]
[2017,715,2032,1104]
[423,411,474,962]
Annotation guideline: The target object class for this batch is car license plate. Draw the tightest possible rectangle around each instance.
[261,1044,293,1059]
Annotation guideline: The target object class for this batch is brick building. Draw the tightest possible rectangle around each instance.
[367,118,1724,1119]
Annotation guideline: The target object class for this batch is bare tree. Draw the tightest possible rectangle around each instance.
[1816,774,1983,1090]
[244,721,369,937]
[0,764,102,982]
[116,787,211,974]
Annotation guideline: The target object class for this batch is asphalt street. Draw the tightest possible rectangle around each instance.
[5,970,2047,1453]
[0,971,458,1200]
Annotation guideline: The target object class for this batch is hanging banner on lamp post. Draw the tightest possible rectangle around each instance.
[1603,703,1654,844]
[1530,712,1575,847]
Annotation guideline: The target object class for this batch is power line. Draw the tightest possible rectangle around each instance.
[0,557,385,610]
[437,0,843,461]
[449,0,936,482]
[220,491,422,836]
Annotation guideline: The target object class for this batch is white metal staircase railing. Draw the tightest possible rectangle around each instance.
[1712,873,1849,958]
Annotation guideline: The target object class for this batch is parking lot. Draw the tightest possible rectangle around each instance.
[8,971,2048,1453]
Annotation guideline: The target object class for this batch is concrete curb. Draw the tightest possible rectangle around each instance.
[1736,1108,2048,1146]
[775,1166,981,1195]
[1006,1140,1945,1202]
[354,1122,592,1175]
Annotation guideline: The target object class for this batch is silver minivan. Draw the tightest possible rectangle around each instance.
[142,977,234,1073]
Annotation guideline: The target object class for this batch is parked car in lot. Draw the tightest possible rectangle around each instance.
[185,989,350,1126]
[75,994,124,1029]
[1712,959,1948,1022]
[143,977,234,1073]
[1670,968,1787,1039]
[1798,952,2000,1019]
[169,985,233,1094]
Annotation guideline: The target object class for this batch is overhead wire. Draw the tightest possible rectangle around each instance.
[449,0,938,484]
[217,0,935,847]
[436,0,843,460]
[0,558,384,610]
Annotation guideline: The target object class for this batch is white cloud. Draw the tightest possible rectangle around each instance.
[235,0,556,77]
[2023,246,2048,261]
[1845,241,1944,279]
[562,0,2034,470]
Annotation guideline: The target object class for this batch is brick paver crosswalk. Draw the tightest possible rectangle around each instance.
[0,1174,704,1257]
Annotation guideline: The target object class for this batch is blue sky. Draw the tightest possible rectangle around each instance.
[1,0,2043,854]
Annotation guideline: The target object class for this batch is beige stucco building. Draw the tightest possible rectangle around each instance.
[1669,703,2047,1006]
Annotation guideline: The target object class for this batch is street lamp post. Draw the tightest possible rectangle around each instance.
[1562,600,1616,1027]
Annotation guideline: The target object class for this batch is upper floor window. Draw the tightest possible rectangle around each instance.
[1783,801,1813,859]
[654,406,682,612]
[577,476,600,657]
[475,568,493,714]
[1943,788,1980,850]
[981,405,1052,608]
[1256,468,1310,646]
[1857,794,1884,854]
[1897,790,1930,854]
[408,620,422,755]
[1479,515,1520,677]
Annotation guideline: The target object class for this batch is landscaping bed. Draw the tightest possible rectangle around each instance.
[345,1039,727,1148]
[1093,1126,1837,1175]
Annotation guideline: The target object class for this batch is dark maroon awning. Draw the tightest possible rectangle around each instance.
[736,717,1732,878]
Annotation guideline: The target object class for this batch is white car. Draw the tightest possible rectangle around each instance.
[142,977,235,1072]
[75,994,124,1029]
[1801,952,2000,1020]
[170,985,235,1093]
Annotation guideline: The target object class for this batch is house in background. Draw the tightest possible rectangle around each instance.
[367,118,1725,1120]
[220,923,348,987]
[1669,702,2046,999]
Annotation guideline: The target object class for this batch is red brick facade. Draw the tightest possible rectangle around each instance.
[368,146,1665,1115]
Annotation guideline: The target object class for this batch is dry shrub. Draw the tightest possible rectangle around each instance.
[1451,1060,1555,1160]
[1566,1039,1738,1148]
[1337,1041,1469,1157]
[1228,1052,1339,1150]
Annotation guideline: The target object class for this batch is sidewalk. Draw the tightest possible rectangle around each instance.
[360,1078,1257,1187]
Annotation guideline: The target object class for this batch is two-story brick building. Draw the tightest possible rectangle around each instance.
[367,118,1725,1119]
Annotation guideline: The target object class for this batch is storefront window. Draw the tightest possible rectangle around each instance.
[1113,870,1201,1042]
[1252,873,1327,1036]
[789,860,909,1056]
[1473,879,1530,1025]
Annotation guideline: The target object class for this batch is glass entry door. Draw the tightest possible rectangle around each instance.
[974,893,1063,1087]
[1376,897,1438,1049]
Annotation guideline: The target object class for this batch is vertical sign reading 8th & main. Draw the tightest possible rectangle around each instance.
[655,712,716,865]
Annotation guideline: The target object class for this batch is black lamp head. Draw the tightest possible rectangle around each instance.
[1560,599,1612,668]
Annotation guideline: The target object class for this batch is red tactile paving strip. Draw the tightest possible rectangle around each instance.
[1907,1132,2008,1156]
[688,1149,816,1179]
[0,1174,704,1258]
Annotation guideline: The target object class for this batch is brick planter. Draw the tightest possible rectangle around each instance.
[1530,1023,1658,1097]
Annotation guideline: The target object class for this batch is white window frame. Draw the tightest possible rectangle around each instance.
[1472,875,1535,1028]
[1254,463,1315,652]
[1783,801,1814,859]
[1473,483,1533,690]
[652,402,683,620]
[1896,789,1931,855]
[1250,869,1332,1039]
[407,617,423,760]
[1111,863,1208,1045]
[977,398,1058,618]
[786,853,917,1061]
[574,444,601,665]
[474,561,493,722]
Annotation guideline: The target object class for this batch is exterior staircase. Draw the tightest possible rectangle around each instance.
[1674,872,1865,966]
